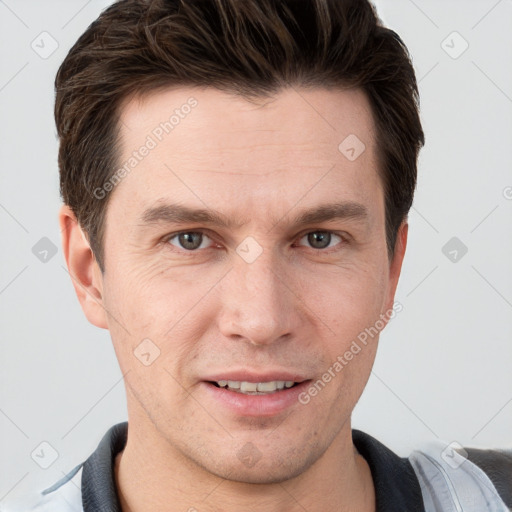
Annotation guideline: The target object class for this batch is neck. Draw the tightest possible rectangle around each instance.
[114,418,375,512]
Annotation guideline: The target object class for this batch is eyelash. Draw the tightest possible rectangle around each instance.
[163,229,348,254]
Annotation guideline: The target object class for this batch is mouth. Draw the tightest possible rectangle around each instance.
[201,377,312,416]
[208,380,302,395]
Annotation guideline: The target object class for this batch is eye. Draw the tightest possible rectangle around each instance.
[297,231,344,250]
[165,230,345,253]
[167,231,213,251]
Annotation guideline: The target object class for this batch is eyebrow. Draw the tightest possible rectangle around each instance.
[139,201,369,231]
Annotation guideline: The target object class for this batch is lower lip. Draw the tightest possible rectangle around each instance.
[201,381,312,417]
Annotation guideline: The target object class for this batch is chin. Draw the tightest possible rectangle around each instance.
[194,443,322,485]
[212,461,309,485]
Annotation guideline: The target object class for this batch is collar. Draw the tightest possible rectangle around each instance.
[81,422,424,511]
[81,422,126,511]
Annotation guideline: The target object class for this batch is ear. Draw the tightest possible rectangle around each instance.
[383,220,408,314]
[59,205,108,329]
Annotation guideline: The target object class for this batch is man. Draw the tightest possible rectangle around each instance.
[5,0,511,510]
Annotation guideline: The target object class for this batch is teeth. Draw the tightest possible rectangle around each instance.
[214,380,298,394]
[240,382,258,392]
[256,381,277,392]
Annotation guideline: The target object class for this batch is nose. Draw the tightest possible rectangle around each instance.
[216,246,301,346]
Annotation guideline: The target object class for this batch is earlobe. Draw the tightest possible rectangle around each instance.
[59,205,109,329]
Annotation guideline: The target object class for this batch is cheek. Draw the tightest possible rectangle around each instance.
[292,260,387,403]
[101,258,225,360]
[298,259,388,342]
[104,255,191,321]
[299,268,385,404]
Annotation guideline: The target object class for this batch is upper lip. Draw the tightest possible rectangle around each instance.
[203,370,311,383]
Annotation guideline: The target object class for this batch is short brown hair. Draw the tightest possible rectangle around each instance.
[55,0,424,271]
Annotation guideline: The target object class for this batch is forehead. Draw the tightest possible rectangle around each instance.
[112,86,382,223]
[120,85,376,153]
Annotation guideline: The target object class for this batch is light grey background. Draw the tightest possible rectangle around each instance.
[1,0,511,505]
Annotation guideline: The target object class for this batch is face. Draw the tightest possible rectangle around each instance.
[77,86,406,484]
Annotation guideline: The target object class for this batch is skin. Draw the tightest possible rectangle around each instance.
[60,86,408,512]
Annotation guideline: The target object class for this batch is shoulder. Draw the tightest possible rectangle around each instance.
[465,446,512,510]
[409,440,512,511]
[353,429,511,511]
[2,422,128,512]
[0,463,84,512]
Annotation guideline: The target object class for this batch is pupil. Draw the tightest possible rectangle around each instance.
[308,232,330,249]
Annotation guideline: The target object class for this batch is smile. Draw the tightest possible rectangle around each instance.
[211,380,299,394]
[202,379,312,417]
